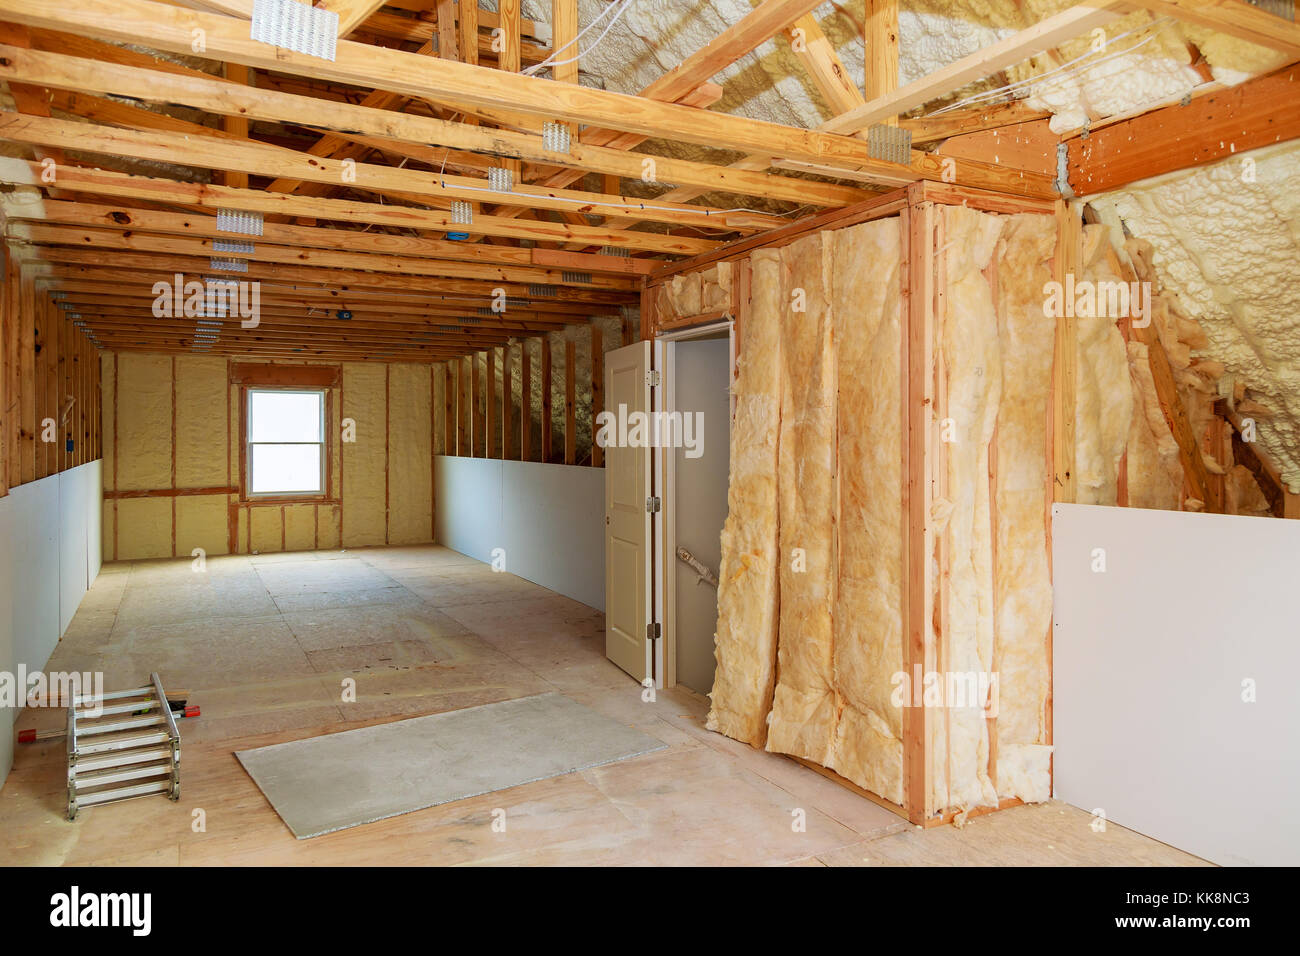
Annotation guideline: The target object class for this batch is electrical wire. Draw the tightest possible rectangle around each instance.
[524,0,636,76]
[925,16,1176,117]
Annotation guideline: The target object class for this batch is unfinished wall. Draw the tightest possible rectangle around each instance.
[708,199,1064,817]
[1068,216,1276,517]
[708,217,906,803]
[103,354,437,561]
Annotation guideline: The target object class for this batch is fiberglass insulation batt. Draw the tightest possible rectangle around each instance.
[706,249,782,748]
[709,219,905,801]
[710,210,1059,812]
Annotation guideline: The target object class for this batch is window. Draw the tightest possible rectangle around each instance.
[246,389,326,496]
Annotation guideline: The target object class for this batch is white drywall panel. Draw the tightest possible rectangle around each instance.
[1053,502,1300,866]
[501,460,605,612]
[434,455,503,566]
[9,476,61,682]
[86,459,102,581]
[0,494,14,785]
[435,456,604,611]
[0,462,104,789]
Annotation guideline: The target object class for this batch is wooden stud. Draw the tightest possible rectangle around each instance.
[564,336,576,466]
[540,336,552,464]
[501,342,513,460]
[900,189,934,824]
[520,338,532,462]
[485,347,496,459]
[590,325,603,468]
[1052,200,1079,504]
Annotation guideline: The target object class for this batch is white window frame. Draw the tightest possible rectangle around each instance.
[245,387,328,498]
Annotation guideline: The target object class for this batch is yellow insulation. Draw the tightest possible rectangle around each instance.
[933,206,1003,812]
[826,218,905,804]
[765,230,838,767]
[706,249,783,747]
[104,356,436,560]
[991,213,1056,804]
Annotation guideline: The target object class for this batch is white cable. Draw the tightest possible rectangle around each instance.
[926,17,1174,117]
[524,0,636,75]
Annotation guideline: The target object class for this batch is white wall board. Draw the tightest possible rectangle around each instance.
[435,456,604,611]
[0,461,103,787]
[1052,502,1300,866]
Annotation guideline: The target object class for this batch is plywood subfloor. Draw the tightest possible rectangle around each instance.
[0,545,1206,866]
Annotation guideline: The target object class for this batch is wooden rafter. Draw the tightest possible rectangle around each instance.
[1067,61,1300,195]
[0,0,1053,197]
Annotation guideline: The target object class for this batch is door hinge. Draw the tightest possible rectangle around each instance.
[645,496,661,513]
[645,369,660,387]
[647,622,661,642]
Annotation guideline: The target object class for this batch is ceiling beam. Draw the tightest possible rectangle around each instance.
[7,221,643,289]
[1066,61,1300,195]
[0,43,863,208]
[821,2,1125,134]
[0,113,721,255]
[645,0,826,102]
[0,0,1046,195]
[22,248,638,305]
[1127,0,1300,57]
[0,0,877,170]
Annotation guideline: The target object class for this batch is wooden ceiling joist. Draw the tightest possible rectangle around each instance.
[0,113,736,253]
[821,2,1125,135]
[1067,61,1300,195]
[0,42,865,209]
[23,250,637,307]
[0,0,1052,197]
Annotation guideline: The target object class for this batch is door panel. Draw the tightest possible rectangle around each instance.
[604,341,651,682]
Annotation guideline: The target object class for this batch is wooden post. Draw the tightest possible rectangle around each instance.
[865,0,899,125]
[223,64,249,188]
[457,0,479,67]
[900,185,935,824]
[443,361,454,456]
[591,324,604,467]
[1052,199,1079,504]
[436,0,458,60]
[520,338,532,461]
[472,351,485,458]
[485,347,496,459]
[501,341,513,460]
[457,356,469,456]
[541,336,552,463]
[564,337,576,465]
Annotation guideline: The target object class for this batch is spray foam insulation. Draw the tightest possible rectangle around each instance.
[1090,141,1300,493]
[387,364,433,545]
[706,248,782,748]
[115,354,172,491]
[104,356,437,560]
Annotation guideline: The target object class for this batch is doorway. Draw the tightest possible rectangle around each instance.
[662,329,732,695]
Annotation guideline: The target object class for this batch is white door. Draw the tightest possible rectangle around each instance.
[604,341,652,682]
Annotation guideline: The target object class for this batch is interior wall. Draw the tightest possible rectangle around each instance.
[670,337,730,696]
[0,460,102,787]
[103,354,437,561]
[707,216,907,804]
[1053,502,1300,866]
[434,455,605,611]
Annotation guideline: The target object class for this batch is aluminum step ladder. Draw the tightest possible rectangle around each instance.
[67,673,181,821]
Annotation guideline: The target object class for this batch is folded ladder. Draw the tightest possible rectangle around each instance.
[66,673,181,821]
